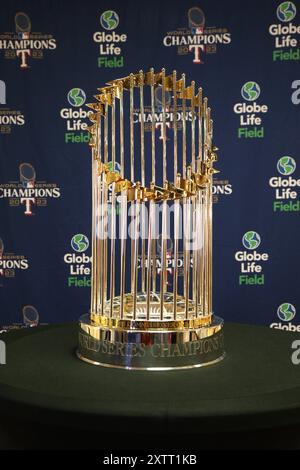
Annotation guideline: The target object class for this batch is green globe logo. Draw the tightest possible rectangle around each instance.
[242,231,261,250]
[277,303,296,321]
[241,82,260,101]
[67,88,86,107]
[107,161,121,174]
[71,234,89,253]
[100,10,119,30]
[277,156,296,176]
[277,2,297,22]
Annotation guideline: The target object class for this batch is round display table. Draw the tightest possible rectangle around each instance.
[1,322,300,449]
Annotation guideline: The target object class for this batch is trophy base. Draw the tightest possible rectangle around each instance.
[77,314,224,370]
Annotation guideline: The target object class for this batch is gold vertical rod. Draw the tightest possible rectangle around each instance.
[162,69,167,184]
[201,187,206,316]
[119,83,126,319]
[129,74,135,297]
[192,192,197,318]
[181,74,189,316]
[160,69,167,319]
[204,188,209,317]
[173,182,180,320]
[99,168,104,316]
[191,81,197,317]
[203,98,208,162]
[207,182,212,316]
[139,71,145,186]
[130,73,135,181]
[109,92,116,318]
[133,185,140,320]
[146,195,153,320]
[120,189,127,319]
[173,71,178,180]
[197,88,203,313]
[203,98,208,315]
[184,167,191,319]
[204,107,211,317]
[150,68,156,294]
[139,70,146,294]
[182,74,186,177]
[191,81,196,171]
[208,117,213,316]
[120,83,124,179]
[96,120,102,315]
[195,191,201,318]
[150,68,156,183]
[101,103,109,315]
[90,146,97,315]
[160,200,167,320]
[197,87,203,166]
[173,70,179,320]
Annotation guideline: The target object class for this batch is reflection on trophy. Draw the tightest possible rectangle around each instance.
[19,162,36,188]
[19,163,36,216]
[15,12,31,37]
[188,7,205,33]
[22,305,39,327]
[77,68,224,369]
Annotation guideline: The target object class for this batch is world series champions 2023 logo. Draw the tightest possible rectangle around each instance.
[0,163,61,215]
[0,237,29,283]
[163,6,231,64]
[0,80,25,134]
[0,12,57,69]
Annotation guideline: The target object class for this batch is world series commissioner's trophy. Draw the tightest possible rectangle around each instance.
[77,69,225,370]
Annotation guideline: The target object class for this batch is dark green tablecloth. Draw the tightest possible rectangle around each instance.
[1,321,300,439]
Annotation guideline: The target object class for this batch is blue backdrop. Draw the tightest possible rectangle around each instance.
[0,0,299,331]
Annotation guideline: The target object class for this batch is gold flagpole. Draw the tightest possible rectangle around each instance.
[150,68,157,296]
[119,81,127,319]
[160,68,167,320]
[109,91,116,318]
[139,70,146,295]
[173,70,179,319]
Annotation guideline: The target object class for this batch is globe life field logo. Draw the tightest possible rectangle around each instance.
[277,155,296,175]
[269,2,300,62]
[67,88,86,107]
[278,303,296,321]
[93,10,127,68]
[269,156,300,212]
[241,82,260,101]
[71,234,89,253]
[235,231,269,286]
[233,82,268,139]
[60,88,91,144]
[100,11,119,30]
[271,303,300,331]
[64,234,91,287]
[242,231,261,250]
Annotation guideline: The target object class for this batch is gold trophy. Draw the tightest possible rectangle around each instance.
[77,69,224,370]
